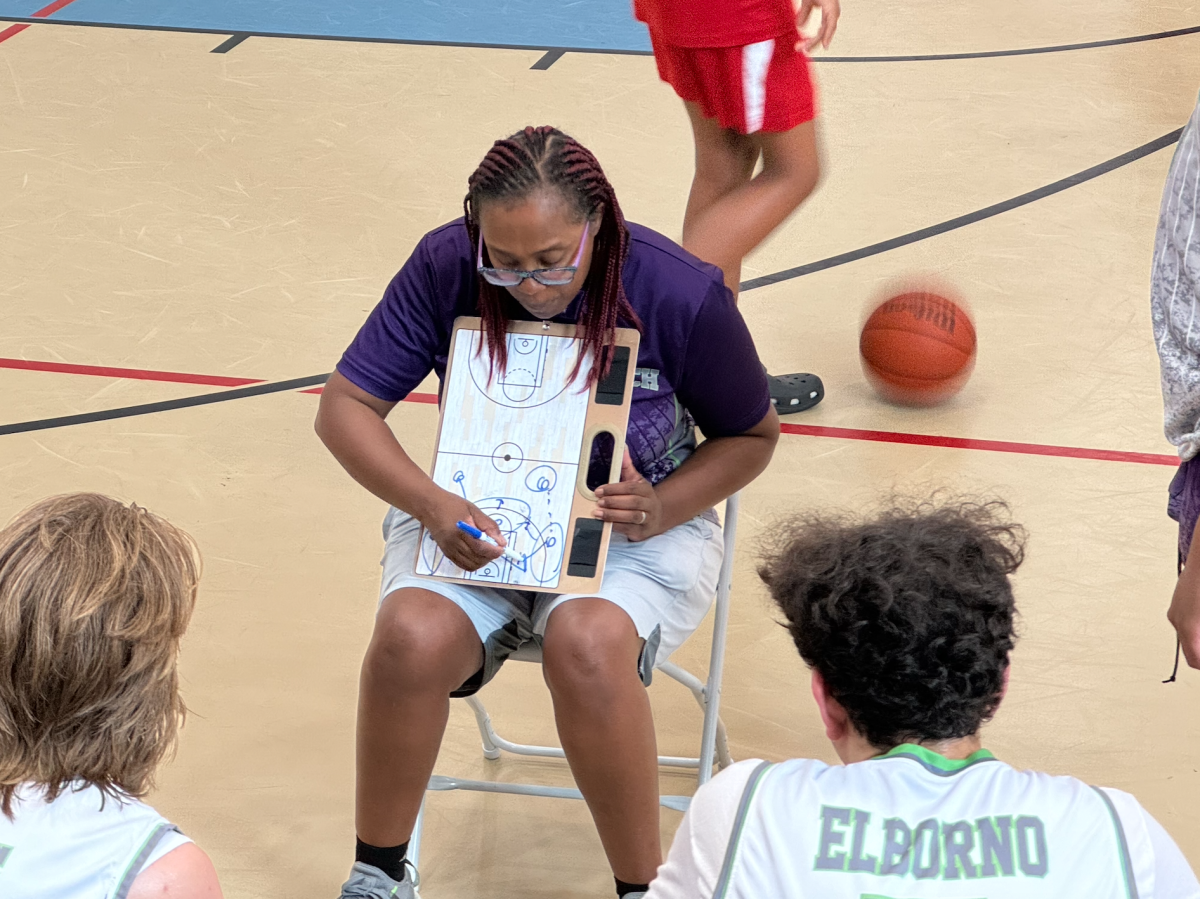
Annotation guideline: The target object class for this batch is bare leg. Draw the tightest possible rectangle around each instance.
[680,101,820,300]
[542,598,660,884]
[681,103,759,296]
[356,587,483,846]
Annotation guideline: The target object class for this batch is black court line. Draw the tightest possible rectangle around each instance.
[451,450,578,467]
[816,23,1200,62]
[1,14,1197,62]
[211,32,249,53]
[0,374,329,436]
[740,127,1184,291]
[0,129,1184,433]
[531,49,566,69]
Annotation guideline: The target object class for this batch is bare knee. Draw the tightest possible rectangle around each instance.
[363,591,481,694]
[789,152,820,201]
[693,133,758,194]
[760,124,821,203]
[687,103,758,189]
[542,601,641,701]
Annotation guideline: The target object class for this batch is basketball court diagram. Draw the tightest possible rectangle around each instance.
[467,333,566,408]
[416,329,591,588]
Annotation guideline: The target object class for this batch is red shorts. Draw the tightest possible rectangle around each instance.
[648,29,816,135]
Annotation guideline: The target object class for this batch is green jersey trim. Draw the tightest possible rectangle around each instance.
[112,822,179,899]
[713,761,774,899]
[1091,786,1139,899]
[878,744,997,777]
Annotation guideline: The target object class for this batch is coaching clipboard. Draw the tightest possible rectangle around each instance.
[414,316,640,594]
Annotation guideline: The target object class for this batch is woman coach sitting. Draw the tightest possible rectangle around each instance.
[316,125,779,899]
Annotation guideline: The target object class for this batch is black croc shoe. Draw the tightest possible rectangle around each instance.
[768,372,824,413]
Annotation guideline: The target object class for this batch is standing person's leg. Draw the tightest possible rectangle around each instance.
[1168,467,1200,675]
[680,104,759,295]
[681,103,823,412]
[681,105,820,301]
[665,36,824,412]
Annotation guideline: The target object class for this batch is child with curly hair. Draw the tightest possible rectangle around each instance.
[0,493,222,899]
[648,499,1198,898]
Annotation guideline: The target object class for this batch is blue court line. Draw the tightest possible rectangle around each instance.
[0,0,654,52]
[0,13,652,55]
[1,3,1197,60]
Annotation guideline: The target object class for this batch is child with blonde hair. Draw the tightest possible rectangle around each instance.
[0,493,222,899]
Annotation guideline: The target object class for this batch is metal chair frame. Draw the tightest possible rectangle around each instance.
[409,493,741,867]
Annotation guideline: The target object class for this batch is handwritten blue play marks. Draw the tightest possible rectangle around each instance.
[455,520,528,571]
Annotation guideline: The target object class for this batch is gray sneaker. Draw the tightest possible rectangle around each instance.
[337,861,420,898]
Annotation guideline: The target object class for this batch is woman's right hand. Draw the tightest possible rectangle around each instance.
[314,374,508,572]
[423,489,507,572]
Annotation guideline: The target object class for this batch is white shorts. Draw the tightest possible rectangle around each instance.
[378,508,724,695]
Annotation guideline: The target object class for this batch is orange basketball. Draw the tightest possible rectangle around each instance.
[860,290,976,407]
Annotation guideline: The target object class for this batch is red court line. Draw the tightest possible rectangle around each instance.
[0,357,440,402]
[779,422,1179,467]
[295,387,441,403]
[0,357,260,387]
[0,24,31,42]
[0,0,81,44]
[31,0,81,16]
[0,356,1174,463]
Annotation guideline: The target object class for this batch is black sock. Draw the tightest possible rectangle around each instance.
[615,877,650,897]
[355,837,409,882]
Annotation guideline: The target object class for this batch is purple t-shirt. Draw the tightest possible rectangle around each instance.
[337,219,770,484]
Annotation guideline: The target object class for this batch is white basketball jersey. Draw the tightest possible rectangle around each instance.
[715,745,1143,899]
[0,782,190,899]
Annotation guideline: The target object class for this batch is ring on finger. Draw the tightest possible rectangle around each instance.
[637,511,647,525]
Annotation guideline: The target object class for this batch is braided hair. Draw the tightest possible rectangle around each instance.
[464,126,642,386]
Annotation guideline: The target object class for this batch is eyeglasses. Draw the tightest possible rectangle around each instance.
[476,222,590,287]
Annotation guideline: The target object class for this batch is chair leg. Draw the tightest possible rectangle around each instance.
[658,660,733,773]
[409,795,426,869]
[698,492,738,786]
[715,716,733,770]
[658,660,705,706]
[464,693,502,760]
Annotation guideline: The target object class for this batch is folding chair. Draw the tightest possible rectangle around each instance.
[408,493,741,867]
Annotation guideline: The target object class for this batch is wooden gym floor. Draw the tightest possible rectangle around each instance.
[2,1,1200,895]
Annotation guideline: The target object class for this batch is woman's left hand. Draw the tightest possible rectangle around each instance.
[593,450,663,542]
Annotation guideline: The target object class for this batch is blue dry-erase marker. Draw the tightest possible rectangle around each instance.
[456,521,526,569]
